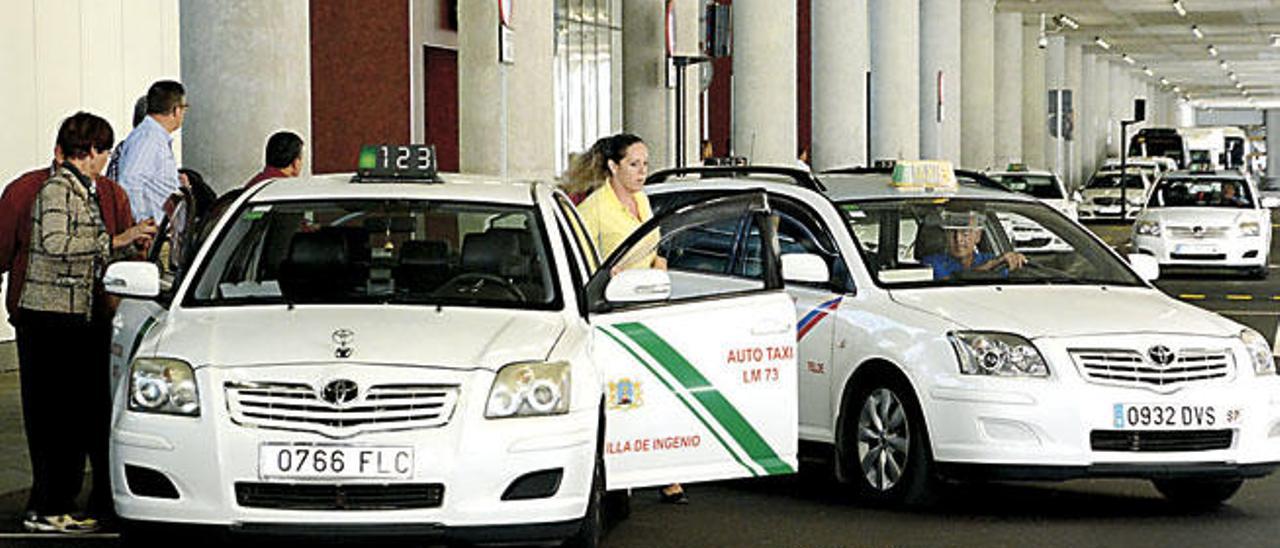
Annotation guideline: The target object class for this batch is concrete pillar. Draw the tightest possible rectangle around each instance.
[1021,21,1046,169]
[960,0,994,168]
[869,0,919,160]
[920,0,961,163]
[1080,52,1098,182]
[1178,99,1195,128]
[623,1,670,166]
[992,11,1022,167]
[1267,109,1280,180]
[733,0,796,165]
[1108,61,1128,157]
[813,0,868,170]
[459,0,556,179]
[1063,38,1083,188]
[1089,55,1110,167]
[1044,35,1065,181]
[180,0,310,192]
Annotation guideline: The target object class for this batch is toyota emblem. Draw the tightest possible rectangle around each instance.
[321,379,359,407]
[332,328,355,359]
[1147,345,1175,366]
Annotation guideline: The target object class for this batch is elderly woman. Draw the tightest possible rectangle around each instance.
[16,112,154,533]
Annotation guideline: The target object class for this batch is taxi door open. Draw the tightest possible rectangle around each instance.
[585,192,798,489]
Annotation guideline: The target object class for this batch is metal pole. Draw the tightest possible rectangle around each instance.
[675,58,686,168]
[1120,120,1130,219]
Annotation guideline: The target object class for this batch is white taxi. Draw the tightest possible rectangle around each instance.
[1132,170,1276,278]
[102,145,799,544]
[647,161,1280,507]
[984,165,1077,253]
[1078,168,1153,220]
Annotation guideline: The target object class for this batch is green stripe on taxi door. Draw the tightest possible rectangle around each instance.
[611,322,793,476]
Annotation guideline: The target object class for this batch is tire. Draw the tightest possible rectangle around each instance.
[603,489,631,522]
[563,445,604,548]
[838,374,938,507]
[1152,478,1244,509]
[1248,266,1269,280]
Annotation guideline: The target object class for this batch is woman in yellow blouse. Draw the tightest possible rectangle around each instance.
[572,134,684,503]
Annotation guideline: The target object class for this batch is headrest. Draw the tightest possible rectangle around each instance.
[285,230,350,270]
[279,228,365,301]
[462,231,529,277]
[913,221,948,262]
[400,239,450,265]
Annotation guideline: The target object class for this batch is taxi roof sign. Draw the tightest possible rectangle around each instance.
[890,160,958,190]
[355,144,441,182]
[1005,163,1028,172]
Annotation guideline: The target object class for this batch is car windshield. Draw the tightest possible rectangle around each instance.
[185,199,559,309]
[840,198,1144,288]
[989,174,1064,199]
[1147,177,1253,209]
[1085,173,1145,190]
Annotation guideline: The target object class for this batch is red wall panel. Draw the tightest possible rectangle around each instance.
[310,0,411,174]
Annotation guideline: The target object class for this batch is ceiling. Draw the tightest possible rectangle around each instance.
[996,0,1280,108]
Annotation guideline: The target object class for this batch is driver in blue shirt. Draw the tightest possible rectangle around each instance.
[922,211,1026,280]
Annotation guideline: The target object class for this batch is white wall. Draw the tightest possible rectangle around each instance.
[0,0,179,341]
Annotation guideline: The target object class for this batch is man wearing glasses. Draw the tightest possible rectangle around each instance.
[111,80,190,224]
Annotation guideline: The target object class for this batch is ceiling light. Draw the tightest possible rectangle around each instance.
[1236,82,1244,89]
[1094,36,1111,50]
[1173,86,1182,93]
[1053,14,1079,30]
[1271,34,1280,47]
[1242,90,1249,96]
[1229,72,1238,81]
[1208,45,1219,57]
[1160,77,1170,86]
[1172,0,1187,17]
[1191,25,1204,40]
[1122,54,1136,65]
[1143,67,1155,77]
[1220,59,1230,70]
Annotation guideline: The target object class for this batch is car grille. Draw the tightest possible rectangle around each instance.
[1090,430,1233,452]
[1092,197,1120,206]
[235,482,444,510]
[1167,226,1230,239]
[226,382,460,438]
[1069,348,1233,391]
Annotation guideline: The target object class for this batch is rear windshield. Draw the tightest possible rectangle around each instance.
[989,174,1064,199]
[1147,177,1254,209]
[1085,173,1145,190]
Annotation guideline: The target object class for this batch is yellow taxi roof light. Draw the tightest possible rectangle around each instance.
[891,160,958,190]
[1006,163,1028,172]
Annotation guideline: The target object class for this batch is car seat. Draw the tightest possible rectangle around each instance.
[279,228,367,302]
[395,240,452,293]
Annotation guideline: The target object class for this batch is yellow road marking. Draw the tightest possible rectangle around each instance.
[1179,294,1206,300]
[1226,294,1254,301]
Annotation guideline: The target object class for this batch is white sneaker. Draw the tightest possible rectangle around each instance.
[22,512,99,534]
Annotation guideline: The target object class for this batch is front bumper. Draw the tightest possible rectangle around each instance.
[922,334,1280,477]
[1078,204,1143,220]
[111,364,597,537]
[1132,233,1268,268]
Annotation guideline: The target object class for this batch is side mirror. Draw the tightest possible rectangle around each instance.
[605,268,671,303]
[781,253,829,284]
[1261,197,1280,209]
[1127,254,1160,282]
[103,261,161,298]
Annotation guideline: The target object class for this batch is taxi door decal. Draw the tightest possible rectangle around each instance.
[599,322,794,476]
[796,296,842,341]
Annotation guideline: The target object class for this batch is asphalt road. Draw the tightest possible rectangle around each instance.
[5,215,1280,547]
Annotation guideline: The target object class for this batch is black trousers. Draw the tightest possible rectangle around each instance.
[15,308,111,516]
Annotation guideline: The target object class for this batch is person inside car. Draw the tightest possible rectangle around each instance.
[921,210,1027,280]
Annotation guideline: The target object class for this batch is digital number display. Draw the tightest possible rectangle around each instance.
[357,144,438,180]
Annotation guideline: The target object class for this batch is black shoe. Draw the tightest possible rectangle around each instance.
[658,489,689,505]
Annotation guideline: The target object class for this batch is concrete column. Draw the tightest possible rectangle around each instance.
[960,0,994,168]
[623,1,670,166]
[1089,55,1110,167]
[869,0,919,160]
[180,0,310,192]
[733,0,796,165]
[459,0,555,179]
[992,11,1022,166]
[1080,52,1098,181]
[1044,35,1065,181]
[1267,109,1280,180]
[813,0,868,170]
[1178,99,1195,128]
[1108,61,1128,157]
[920,0,961,163]
[1063,38,1083,188]
[1021,21,1046,169]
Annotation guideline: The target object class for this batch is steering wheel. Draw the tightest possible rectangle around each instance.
[434,272,526,301]
[1015,258,1074,279]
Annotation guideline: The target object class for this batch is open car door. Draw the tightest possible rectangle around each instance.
[588,192,798,489]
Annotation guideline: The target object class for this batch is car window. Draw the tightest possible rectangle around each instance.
[990,174,1064,200]
[736,208,851,291]
[840,198,1143,287]
[185,199,560,309]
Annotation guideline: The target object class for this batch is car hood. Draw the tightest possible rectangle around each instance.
[153,306,567,370]
[889,285,1239,339]
[1143,207,1258,227]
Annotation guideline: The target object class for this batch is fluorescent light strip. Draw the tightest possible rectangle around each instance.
[1191,25,1204,40]
[1172,0,1187,17]
[1094,36,1111,50]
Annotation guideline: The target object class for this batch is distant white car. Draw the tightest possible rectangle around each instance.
[985,168,1077,253]
[1132,170,1277,278]
[1078,169,1153,220]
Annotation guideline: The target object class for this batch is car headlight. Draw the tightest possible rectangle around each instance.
[1239,221,1261,237]
[129,358,199,416]
[949,332,1050,377]
[1240,329,1275,375]
[1134,220,1162,237]
[486,361,570,418]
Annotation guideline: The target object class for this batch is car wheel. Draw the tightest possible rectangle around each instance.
[563,445,604,548]
[839,375,937,506]
[603,489,631,523]
[1152,478,1243,509]
[1249,266,1269,280]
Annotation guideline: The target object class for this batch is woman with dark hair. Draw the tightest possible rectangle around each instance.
[16,112,154,533]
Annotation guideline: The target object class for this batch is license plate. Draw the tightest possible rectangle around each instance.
[259,444,414,480]
[1175,244,1218,254]
[1112,403,1219,429]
